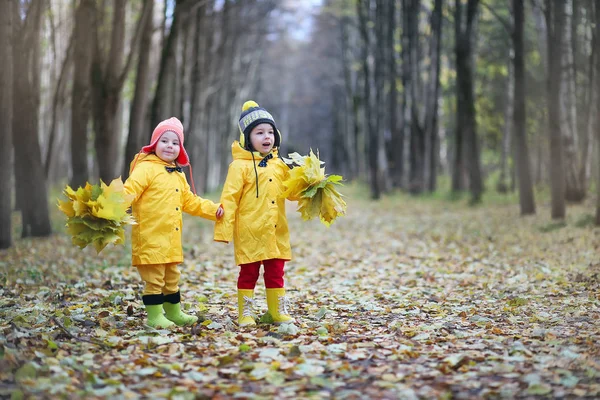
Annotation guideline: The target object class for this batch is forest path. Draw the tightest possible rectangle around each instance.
[2,189,599,399]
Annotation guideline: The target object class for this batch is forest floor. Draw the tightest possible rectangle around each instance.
[1,185,599,399]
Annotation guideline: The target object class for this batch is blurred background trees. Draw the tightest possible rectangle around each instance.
[0,0,599,249]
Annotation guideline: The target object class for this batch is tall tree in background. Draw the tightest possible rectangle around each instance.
[71,0,95,188]
[12,1,51,238]
[545,0,566,219]
[0,0,14,249]
[595,0,600,226]
[406,0,425,193]
[425,0,443,192]
[386,0,401,188]
[123,0,154,179]
[454,0,483,203]
[92,0,150,182]
[561,0,585,202]
[512,0,535,215]
[151,0,186,130]
[357,0,381,199]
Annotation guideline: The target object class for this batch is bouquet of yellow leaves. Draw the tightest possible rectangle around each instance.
[281,150,347,226]
[57,177,136,253]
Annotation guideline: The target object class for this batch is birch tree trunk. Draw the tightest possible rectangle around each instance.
[0,0,14,249]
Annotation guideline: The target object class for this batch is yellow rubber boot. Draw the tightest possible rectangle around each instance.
[237,289,256,327]
[266,288,295,324]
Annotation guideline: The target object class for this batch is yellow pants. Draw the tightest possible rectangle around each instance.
[136,263,180,295]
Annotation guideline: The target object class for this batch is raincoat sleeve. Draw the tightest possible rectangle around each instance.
[214,162,244,243]
[182,180,221,221]
[123,164,150,206]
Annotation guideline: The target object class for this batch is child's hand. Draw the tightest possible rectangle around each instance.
[216,205,224,219]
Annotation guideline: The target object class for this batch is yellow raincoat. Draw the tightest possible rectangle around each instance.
[214,141,295,265]
[124,153,220,266]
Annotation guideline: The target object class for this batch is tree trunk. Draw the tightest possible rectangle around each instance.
[406,0,425,194]
[452,0,465,193]
[45,35,73,178]
[513,0,536,215]
[0,0,14,249]
[580,10,595,195]
[454,0,483,203]
[498,51,513,194]
[12,1,52,238]
[92,0,150,182]
[151,0,184,130]
[386,0,401,187]
[530,0,549,186]
[375,0,390,193]
[546,0,567,219]
[594,0,600,226]
[123,0,154,179]
[71,0,95,188]
[340,6,358,179]
[357,0,380,199]
[400,0,412,189]
[188,3,209,194]
[426,0,443,192]
[559,0,585,202]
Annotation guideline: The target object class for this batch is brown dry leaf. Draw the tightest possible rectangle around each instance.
[2,188,599,398]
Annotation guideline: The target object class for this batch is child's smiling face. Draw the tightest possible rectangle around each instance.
[155,131,180,163]
[249,123,275,154]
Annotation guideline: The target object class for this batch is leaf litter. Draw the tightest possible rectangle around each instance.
[1,192,599,399]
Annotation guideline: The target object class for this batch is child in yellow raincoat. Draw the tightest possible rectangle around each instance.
[125,117,224,329]
[214,101,297,327]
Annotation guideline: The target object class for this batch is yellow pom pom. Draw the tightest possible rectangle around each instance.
[242,100,259,111]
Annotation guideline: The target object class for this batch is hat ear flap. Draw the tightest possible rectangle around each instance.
[275,129,282,147]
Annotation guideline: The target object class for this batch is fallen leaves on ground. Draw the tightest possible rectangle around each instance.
[1,190,599,399]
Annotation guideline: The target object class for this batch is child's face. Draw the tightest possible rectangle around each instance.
[249,123,275,154]
[155,131,181,163]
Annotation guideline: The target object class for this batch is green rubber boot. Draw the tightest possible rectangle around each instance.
[143,294,175,328]
[163,291,198,327]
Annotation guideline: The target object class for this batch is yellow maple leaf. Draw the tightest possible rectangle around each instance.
[282,150,347,226]
[58,177,136,253]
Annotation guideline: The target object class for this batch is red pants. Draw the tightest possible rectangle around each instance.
[238,258,285,289]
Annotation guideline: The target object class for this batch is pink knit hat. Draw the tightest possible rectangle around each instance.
[141,117,189,166]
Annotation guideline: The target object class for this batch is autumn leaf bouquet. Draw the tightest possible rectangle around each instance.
[281,150,347,226]
[57,177,136,253]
